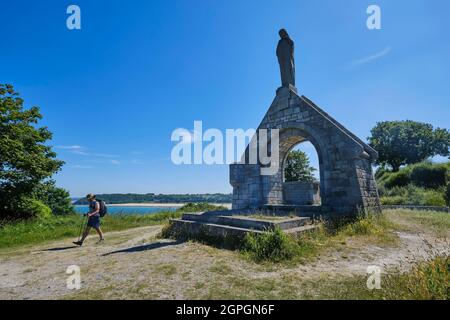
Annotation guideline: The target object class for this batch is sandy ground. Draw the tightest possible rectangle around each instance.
[0,212,448,300]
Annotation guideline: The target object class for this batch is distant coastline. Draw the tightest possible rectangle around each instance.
[74,202,232,209]
[72,193,233,206]
[108,203,185,208]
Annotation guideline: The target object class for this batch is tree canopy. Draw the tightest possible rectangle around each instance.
[368,120,450,171]
[284,150,317,182]
[0,84,66,218]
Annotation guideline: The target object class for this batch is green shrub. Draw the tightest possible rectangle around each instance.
[380,196,407,205]
[33,181,74,215]
[384,170,410,188]
[410,163,447,189]
[374,166,389,179]
[420,188,447,206]
[377,184,387,197]
[340,212,392,237]
[377,162,449,191]
[178,202,227,213]
[446,183,450,206]
[381,185,446,206]
[242,227,299,263]
[17,198,52,220]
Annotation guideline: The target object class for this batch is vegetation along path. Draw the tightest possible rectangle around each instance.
[0,209,448,300]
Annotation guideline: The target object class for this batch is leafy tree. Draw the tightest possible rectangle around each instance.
[368,121,450,171]
[284,150,316,182]
[0,84,64,219]
[33,180,74,215]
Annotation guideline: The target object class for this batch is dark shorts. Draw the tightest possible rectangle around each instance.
[87,215,101,228]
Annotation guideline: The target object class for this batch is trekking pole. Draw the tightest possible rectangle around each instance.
[77,214,88,242]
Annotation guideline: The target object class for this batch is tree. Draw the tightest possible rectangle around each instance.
[284,150,316,182]
[33,180,74,215]
[368,121,450,171]
[0,84,64,218]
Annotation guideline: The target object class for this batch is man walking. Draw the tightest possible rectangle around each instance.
[73,194,104,246]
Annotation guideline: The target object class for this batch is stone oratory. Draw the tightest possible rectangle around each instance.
[166,30,381,244]
[230,29,381,216]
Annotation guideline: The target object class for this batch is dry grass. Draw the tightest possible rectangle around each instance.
[2,209,448,300]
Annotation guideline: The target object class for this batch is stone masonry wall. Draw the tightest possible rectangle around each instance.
[283,181,321,205]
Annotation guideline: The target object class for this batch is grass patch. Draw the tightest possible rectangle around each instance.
[241,226,328,264]
[154,264,177,276]
[233,214,296,221]
[0,212,178,250]
[241,212,398,264]
[209,260,233,274]
[336,211,398,244]
[165,211,398,265]
[388,209,450,237]
[309,254,449,300]
[197,254,449,300]
[241,227,300,263]
[0,203,227,250]
[379,255,449,300]
[177,202,228,212]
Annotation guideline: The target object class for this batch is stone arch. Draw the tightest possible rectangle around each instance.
[260,126,330,208]
[230,87,381,216]
[278,129,323,206]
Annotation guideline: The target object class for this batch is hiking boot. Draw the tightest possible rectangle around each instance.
[97,238,104,244]
[73,241,83,246]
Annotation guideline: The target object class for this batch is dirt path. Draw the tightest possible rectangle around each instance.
[0,212,448,300]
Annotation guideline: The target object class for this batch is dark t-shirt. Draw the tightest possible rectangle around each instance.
[89,200,100,217]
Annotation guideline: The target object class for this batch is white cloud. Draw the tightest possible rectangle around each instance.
[70,165,93,169]
[93,153,118,158]
[110,160,120,165]
[57,145,84,150]
[57,145,117,158]
[350,47,391,67]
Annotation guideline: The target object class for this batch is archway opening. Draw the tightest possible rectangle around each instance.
[282,141,321,206]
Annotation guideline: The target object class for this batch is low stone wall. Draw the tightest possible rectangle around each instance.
[283,181,320,205]
[382,205,449,213]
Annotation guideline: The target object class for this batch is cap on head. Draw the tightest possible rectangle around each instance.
[279,28,289,39]
[86,193,96,200]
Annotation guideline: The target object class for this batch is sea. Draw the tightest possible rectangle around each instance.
[74,205,178,215]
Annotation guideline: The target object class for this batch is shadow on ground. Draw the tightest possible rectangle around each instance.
[102,240,184,256]
[41,246,80,252]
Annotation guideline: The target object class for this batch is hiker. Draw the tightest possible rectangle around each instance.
[73,194,104,246]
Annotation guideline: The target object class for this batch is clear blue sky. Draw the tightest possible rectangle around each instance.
[1,1,449,196]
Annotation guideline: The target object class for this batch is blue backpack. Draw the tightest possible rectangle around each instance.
[98,200,108,217]
[91,200,108,217]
